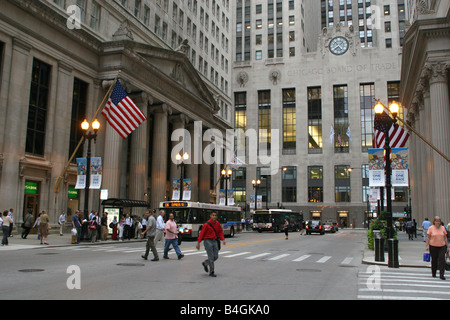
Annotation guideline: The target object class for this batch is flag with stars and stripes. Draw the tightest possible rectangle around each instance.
[102,81,147,139]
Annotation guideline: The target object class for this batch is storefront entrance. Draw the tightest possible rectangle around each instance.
[23,182,40,234]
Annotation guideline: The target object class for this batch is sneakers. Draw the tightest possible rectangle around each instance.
[178,254,184,260]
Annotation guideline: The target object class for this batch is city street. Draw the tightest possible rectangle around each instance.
[2,228,449,304]
[1,229,365,300]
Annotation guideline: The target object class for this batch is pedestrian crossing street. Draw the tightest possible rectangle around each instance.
[358,267,450,300]
[44,244,357,265]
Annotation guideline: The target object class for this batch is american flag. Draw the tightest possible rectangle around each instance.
[102,81,147,139]
[373,123,410,149]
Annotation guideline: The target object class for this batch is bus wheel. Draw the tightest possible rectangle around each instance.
[230,227,235,238]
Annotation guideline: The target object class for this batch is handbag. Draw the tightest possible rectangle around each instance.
[89,221,96,230]
[207,221,221,251]
[423,252,431,262]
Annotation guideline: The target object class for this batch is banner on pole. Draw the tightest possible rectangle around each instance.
[75,158,87,189]
[89,157,102,189]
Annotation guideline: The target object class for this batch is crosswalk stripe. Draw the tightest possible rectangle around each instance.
[316,256,332,263]
[292,255,311,262]
[341,257,353,265]
[267,254,290,261]
[223,252,251,258]
[246,253,271,260]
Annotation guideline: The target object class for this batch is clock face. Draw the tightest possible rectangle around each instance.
[329,36,349,55]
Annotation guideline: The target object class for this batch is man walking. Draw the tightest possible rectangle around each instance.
[196,212,226,277]
[163,213,184,260]
[141,209,159,261]
[422,218,432,242]
[154,210,165,246]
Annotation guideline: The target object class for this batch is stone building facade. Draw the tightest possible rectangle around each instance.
[400,0,450,224]
[231,0,410,226]
[0,0,233,225]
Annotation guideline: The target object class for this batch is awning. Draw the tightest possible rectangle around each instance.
[101,198,149,208]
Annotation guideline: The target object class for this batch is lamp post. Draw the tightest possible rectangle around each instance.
[374,100,400,268]
[81,119,100,240]
[176,152,189,200]
[252,179,261,210]
[221,168,232,205]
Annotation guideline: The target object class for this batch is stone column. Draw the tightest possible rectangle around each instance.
[185,122,201,202]
[0,38,32,211]
[128,92,151,213]
[169,113,188,199]
[150,104,172,209]
[199,131,212,203]
[427,62,450,218]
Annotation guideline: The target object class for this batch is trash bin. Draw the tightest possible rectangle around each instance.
[388,238,399,268]
[374,233,385,262]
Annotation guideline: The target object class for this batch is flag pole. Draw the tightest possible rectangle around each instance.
[54,70,121,193]
[386,109,450,163]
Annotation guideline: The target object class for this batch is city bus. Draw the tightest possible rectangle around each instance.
[253,209,304,233]
[159,201,242,239]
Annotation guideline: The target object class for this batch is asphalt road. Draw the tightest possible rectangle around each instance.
[0,229,367,300]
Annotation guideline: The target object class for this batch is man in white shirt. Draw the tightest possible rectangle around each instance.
[154,210,165,246]
[124,213,133,240]
[58,211,66,236]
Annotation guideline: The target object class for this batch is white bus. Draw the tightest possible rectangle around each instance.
[159,201,242,239]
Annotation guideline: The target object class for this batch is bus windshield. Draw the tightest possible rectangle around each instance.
[164,208,191,223]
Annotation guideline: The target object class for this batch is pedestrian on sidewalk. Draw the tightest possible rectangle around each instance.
[422,218,432,242]
[2,210,13,246]
[196,212,226,277]
[39,210,50,245]
[58,211,66,236]
[71,211,82,244]
[141,209,159,261]
[110,216,118,240]
[21,210,34,239]
[425,216,448,280]
[406,220,414,240]
[163,213,184,260]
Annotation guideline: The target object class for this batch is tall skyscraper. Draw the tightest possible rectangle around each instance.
[231,0,409,225]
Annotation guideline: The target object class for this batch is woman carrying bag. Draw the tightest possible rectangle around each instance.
[426,216,448,280]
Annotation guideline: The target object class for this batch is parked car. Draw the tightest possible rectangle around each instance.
[305,220,324,235]
[324,220,339,232]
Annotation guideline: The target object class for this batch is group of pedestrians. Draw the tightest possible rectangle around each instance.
[141,210,226,277]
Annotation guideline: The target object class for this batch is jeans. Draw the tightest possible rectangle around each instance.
[163,238,182,258]
[203,239,219,274]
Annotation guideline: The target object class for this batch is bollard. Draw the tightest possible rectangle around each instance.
[388,238,399,268]
[374,236,385,262]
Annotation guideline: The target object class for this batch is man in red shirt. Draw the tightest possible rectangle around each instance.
[196,212,226,277]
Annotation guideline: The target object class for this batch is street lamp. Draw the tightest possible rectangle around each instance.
[80,119,100,240]
[221,168,232,206]
[252,179,261,209]
[176,152,189,201]
[374,100,399,268]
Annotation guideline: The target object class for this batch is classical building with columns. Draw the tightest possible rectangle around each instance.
[400,0,450,224]
[0,0,233,225]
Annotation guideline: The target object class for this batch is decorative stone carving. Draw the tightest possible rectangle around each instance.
[237,71,249,87]
[269,69,281,85]
[113,20,134,41]
[170,63,186,87]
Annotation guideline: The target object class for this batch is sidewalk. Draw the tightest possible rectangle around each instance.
[362,230,431,268]
[1,227,146,249]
